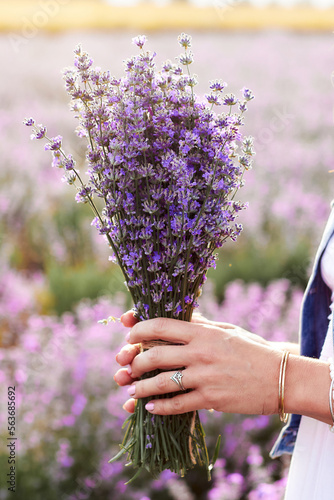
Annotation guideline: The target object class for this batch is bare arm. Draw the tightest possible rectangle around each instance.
[285,354,331,425]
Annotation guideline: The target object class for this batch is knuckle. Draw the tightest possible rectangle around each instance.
[131,321,139,334]
[155,373,168,391]
[154,317,168,334]
[170,397,184,413]
[147,346,160,363]
[119,345,135,364]
[205,388,216,406]
[197,348,212,365]
[130,324,139,341]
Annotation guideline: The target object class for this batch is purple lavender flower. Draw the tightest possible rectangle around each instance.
[75,186,92,204]
[23,119,47,140]
[177,33,192,49]
[223,94,238,106]
[132,35,147,49]
[241,86,255,101]
[179,52,194,66]
[209,79,227,92]
[73,45,93,72]
[206,93,221,106]
[64,154,75,171]
[52,151,63,168]
[33,125,47,140]
[23,117,35,126]
[45,135,62,151]
[239,102,248,113]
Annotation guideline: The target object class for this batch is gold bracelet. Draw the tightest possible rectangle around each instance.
[328,358,334,432]
[278,350,290,423]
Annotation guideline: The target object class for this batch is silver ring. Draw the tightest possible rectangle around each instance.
[170,370,186,391]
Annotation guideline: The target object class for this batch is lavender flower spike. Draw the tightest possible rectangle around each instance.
[179,52,194,66]
[241,86,255,101]
[23,117,35,126]
[132,35,147,49]
[45,135,62,151]
[178,33,192,49]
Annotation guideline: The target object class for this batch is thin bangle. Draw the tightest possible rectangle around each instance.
[329,379,334,432]
[328,358,334,432]
[278,350,290,423]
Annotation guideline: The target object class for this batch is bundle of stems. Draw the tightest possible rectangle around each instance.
[111,369,212,481]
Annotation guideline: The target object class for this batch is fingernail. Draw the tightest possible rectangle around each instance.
[127,385,136,396]
[125,332,131,342]
[145,402,155,412]
[127,364,132,375]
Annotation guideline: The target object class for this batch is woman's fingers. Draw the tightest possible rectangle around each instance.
[122,398,136,413]
[122,386,205,416]
[121,310,139,328]
[130,345,189,378]
[127,369,191,399]
[190,313,237,331]
[114,367,136,386]
[116,317,281,417]
[145,391,204,415]
[128,317,198,345]
[121,380,204,416]
[116,343,141,366]
[190,312,212,325]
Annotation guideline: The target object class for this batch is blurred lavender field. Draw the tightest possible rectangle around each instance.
[0,30,333,499]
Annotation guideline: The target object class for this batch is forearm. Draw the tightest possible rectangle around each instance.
[257,341,332,424]
[285,354,332,425]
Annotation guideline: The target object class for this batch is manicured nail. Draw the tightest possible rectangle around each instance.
[127,364,132,375]
[125,332,131,342]
[145,402,155,412]
[127,385,136,396]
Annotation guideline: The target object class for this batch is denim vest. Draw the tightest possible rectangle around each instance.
[270,202,334,458]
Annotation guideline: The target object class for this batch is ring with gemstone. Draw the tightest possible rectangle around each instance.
[170,370,186,391]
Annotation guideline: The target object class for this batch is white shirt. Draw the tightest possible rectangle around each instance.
[284,234,334,499]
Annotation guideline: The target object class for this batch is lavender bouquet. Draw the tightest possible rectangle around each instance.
[25,34,254,481]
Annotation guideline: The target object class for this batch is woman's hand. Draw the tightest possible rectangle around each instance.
[114,310,269,401]
[114,312,283,416]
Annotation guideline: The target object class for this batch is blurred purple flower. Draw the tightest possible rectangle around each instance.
[71,394,87,416]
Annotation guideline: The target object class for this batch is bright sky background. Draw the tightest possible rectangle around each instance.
[107,0,334,7]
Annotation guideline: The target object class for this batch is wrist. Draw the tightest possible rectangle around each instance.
[284,354,332,425]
